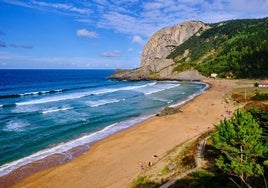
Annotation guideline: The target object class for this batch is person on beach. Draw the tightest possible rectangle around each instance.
[139,161,145,170]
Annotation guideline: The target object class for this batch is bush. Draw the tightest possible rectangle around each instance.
[252,92,268,101]
[156,107,181,116]
[130,176,160,188]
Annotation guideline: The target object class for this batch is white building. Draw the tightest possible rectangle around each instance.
[259,80,268,88]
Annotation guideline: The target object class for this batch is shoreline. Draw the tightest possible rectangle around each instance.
[2,79,248,187]
[0,81,207,187]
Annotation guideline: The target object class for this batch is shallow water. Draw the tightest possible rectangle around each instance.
[0,69,207,177]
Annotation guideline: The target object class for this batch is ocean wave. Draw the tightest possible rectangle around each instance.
[3,120,30,132]
[91,82,156,95]
[0,114,153,177]
[0,89,63,99]
[15,93,88,106]
[139,83,179,95]
[169,83,209,108]
[42,107,73,114]
[20,89,63,96]
[87,99,124,107]
[0,104,16,108]
[15,82,157,106]
[0,94,21,99]
[12,105,39,113]
[152,97,173,104]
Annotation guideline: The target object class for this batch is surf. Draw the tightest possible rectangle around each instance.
[0,114,153,177]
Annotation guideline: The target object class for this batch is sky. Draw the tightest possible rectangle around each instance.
[0,0,267,69]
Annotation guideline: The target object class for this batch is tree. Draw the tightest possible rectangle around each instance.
[212,110,268,188]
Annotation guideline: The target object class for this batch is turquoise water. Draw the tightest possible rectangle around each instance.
[0,69,207,176]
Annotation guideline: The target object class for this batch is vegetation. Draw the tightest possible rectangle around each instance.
[229,87,268,103]
[252,92,268,101]
[156,106,181,116]
[211,110,268,187]
[172,107,268,188]
[130,175,161,188]
[170,169,237,188]
[247,106,268,138]
[131,86,268,188]
[167,18,268,78]
[131,139,199,188]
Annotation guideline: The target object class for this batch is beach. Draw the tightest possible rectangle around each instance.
[9,79,247,188]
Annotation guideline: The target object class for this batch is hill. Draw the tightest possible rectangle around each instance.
[110,18,268,80]
[168,17,268,78]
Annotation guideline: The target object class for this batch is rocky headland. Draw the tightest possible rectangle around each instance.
[110,21,209,81]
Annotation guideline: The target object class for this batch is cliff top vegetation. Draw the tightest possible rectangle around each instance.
[168,17,268,79]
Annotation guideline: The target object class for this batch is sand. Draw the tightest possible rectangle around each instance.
[11,79,246,188]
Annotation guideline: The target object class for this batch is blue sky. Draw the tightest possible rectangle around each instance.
[0,0,267,69]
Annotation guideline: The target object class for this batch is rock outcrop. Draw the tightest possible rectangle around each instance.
[110,21,209,81]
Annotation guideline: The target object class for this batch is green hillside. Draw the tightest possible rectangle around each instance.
[167,18,268,78]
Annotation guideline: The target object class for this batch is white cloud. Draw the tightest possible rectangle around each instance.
[31,1,91,14]
[128,48,133,52]
[101,50,121,57]
[0,51,132,69]
[1,0,91,15]
[132,35,146,46]
[94,0,268,38]
[2,0,268,56]
[1,0,34,8]
[3,0,268,38]
[76,29,98,38]
[7,0,267,38]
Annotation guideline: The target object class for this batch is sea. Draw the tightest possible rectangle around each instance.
[0,69,207,178]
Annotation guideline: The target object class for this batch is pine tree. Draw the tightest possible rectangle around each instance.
[212,110,268,188]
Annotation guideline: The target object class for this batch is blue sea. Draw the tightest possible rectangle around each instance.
[0,69,207,177]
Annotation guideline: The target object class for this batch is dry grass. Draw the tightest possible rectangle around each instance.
[130,133,210,188]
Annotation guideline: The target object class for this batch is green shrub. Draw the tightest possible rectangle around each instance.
[156,107,181,116]
[130,176,160,188]
[252,92,268,101]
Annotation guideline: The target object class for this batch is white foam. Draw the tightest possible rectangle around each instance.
[12,105,39,113]
[87,99,124,107]
[0,82,209,177]
[91,82,156,95]
[0,114,153,177]
[20,91,40,96]
[138,83,179,95]
[152,97,173,104]
[169,83,209,108]
[16,93,88,106]
[42,107,73,114]
[3,120,30,132]
[19,89,63,97]
[15,83,156,106]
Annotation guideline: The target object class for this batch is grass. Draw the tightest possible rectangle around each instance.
[169,169,237,188]
[227,87,268,103]
[130,175,161,188]
[131,136,201,188]
[160,166,171,175]
[131,81,268,188]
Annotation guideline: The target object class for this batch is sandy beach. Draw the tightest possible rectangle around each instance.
[9,79,247,188]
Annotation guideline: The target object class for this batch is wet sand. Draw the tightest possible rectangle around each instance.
[10,79,245,188]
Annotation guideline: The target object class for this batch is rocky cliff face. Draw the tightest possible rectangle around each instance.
[110,21,208,81]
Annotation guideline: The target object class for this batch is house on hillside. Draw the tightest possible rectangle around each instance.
[259,80,268,88]
[210,73,218,78]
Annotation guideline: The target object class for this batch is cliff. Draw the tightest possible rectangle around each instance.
[110,21,208,81]
[110,18,268,80]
